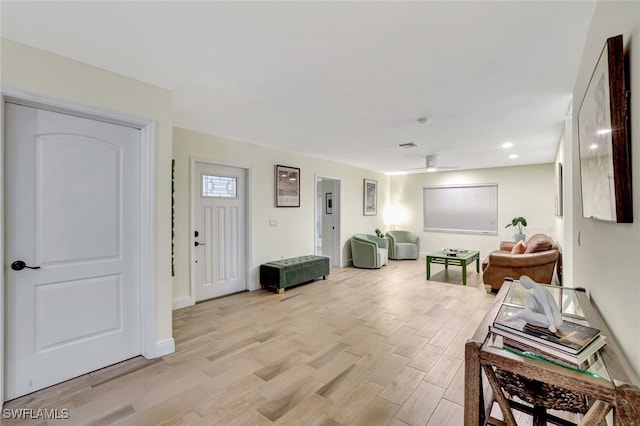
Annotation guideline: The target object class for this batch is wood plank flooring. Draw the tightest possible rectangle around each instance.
[3,258,497,425]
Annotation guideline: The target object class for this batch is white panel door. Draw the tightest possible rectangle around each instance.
[5,103,141,400]
[193,162,246,301]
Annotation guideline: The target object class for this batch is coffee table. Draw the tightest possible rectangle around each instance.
[425,249,480,285]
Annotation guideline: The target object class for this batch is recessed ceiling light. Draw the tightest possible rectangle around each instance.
[509,154,518,159]
[502,142,514,149]
[590,144,598,150]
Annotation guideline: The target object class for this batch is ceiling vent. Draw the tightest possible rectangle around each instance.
[397,142,419,149]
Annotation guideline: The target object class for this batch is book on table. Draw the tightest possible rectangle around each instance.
[490,325,607,366]
[492,303,601,355]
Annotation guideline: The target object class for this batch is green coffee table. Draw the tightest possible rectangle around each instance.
[426,249,480,285]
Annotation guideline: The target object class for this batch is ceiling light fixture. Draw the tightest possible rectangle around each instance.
[509,154,518,159]
[502,142,514,149]
[590,144,598,150]
[397,142,419,148]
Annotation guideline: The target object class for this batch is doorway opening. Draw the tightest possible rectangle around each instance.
[315,176,342,267]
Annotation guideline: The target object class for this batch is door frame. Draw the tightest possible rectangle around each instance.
[315,174,343,267]
[189,157,253,305]
[1,87,158,403]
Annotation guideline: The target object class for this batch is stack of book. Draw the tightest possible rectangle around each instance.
[490,303,606,366]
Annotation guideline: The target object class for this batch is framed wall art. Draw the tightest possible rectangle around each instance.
[363,179,377,216]
[555,162,563,217]
[577,34,632,223]
[275,165,300,207]
[325,192,333,214]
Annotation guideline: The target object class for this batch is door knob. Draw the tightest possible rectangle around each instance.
[194,241,205,247]
[11,260,41,271]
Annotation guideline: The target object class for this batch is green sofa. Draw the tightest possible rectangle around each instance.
[260,255,330,293]
[386,230,420,260]
[351,234,388,269]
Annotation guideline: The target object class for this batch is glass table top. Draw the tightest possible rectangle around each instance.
[485,280,611,382]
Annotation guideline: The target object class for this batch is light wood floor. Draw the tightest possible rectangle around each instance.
[4,258,497,425]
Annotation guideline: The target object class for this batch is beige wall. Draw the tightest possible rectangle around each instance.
[1,40,174,348]
[172,127,390,302]
[570,1,640,381]
[389,164,557,263]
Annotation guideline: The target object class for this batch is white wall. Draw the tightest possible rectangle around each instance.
[554,124,572,285]
[389,164,557,262]
[570,1,640,381]
[172,127,390,302]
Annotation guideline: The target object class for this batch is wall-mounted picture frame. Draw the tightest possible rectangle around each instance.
[555,162,563,217]
[577,34,632,223]
[363,179,377,216]
[275,165,300,207]
[325,192,333,214]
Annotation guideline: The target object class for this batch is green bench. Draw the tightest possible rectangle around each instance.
[260,255,330,293]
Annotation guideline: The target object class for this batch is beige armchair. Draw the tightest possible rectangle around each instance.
[482,233,559,292]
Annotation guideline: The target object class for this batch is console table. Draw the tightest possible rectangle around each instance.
[464,280,640,425]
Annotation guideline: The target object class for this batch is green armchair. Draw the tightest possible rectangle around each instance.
[386,230,420,260]
[351,234,388,269]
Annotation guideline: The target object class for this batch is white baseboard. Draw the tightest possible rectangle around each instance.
[172,296,194,310]
[146,338,175,358]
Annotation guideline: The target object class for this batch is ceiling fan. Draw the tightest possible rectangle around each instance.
[405,155,459,172]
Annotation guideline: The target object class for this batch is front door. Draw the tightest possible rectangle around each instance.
[5,103,142,399]
[193,162,246,301]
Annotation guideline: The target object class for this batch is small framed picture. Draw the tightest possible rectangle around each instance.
[363,179,377,216]
[326,192,333,214]
[275,165,300,207]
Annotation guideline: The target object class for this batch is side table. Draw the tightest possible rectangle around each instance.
[464,280,640,425]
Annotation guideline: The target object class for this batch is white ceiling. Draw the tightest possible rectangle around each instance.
[1,1,596,173]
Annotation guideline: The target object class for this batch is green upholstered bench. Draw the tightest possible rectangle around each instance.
[260,255,330,293]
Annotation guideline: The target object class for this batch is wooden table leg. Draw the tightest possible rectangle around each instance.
[426,257,431,279]
[464,341,484,426]
[482,364,518,426]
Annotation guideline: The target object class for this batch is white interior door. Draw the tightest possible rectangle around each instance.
[5,103,142,400]
[193,162,246,301]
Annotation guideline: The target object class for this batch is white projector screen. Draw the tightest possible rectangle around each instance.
[423,184,498,234]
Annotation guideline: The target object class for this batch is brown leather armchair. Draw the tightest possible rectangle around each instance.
[482,234,559,292]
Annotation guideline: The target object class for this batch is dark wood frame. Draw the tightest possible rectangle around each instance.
[275,165,300,207]
[555,162,563,217]
[577,34,632,223]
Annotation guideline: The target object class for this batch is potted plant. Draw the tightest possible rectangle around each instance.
[505,217,527,241]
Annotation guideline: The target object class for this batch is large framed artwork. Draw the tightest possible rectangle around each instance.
[577,34,631,223]
[275,165,300,207]
[363,179,377,216]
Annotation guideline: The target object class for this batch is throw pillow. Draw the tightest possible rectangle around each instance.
[511,241,527,255]
[524,234,553,253]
